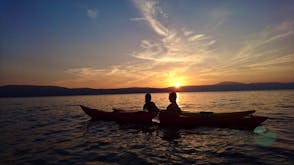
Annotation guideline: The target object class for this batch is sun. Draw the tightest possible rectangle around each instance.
[174,82,181,88]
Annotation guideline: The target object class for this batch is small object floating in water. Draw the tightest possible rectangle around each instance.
[152,115,160,123]
[254,126,267,134]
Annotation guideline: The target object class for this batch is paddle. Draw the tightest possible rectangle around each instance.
[151,108,165,124]
[143,108,160,123]
[152,114,160,123]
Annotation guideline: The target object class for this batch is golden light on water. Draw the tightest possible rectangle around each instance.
[176,92,181,107]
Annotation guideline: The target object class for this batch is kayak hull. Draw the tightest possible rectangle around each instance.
[159,112,267,130]
[181,110,255,119]
[80,105,156,123]
[80,105,267,129]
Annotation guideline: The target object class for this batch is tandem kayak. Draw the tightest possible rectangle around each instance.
[80,105,267,129]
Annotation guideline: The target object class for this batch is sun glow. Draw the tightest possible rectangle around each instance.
[174,82,181,88]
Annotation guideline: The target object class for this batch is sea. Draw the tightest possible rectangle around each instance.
[0,90,293,164]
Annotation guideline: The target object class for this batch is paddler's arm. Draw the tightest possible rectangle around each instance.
[143,104,148,112]
[151,102,160,113]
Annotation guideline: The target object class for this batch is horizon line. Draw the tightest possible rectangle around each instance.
[1,81,294,90]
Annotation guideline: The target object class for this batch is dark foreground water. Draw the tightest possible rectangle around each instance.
[0,90,293,164]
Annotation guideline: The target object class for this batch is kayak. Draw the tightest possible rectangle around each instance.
[80,105,267,129]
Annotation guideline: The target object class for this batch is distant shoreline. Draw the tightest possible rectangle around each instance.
[0,82,293,97]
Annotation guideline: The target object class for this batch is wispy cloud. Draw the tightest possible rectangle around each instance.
[86,8,98,20]
[227,20,294,68]
[182,28,194,37]
[209,8,231,29]
[132,0,168,36]
[59,2,294,88]
[195,20,294,83]
[59,0,219,87]
[131,0,216,66]
[188,34,205,42]
[129,17,146,21]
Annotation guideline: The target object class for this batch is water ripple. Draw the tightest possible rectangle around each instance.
[0,91,293,164]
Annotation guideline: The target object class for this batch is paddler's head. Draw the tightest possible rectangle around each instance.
[169,92,177,102]
[145,93,151,103]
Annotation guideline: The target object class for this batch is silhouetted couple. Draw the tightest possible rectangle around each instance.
[143,92,181,114]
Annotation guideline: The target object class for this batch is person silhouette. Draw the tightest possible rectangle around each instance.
[143,93,159,114]
[166,92,181,114]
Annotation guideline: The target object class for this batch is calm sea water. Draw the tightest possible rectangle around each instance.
[0,90,293,164]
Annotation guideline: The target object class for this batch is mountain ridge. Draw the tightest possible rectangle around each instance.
[0,82,293,97]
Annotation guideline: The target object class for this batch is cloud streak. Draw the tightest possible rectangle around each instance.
[227,20,294,69]
[86,8,98,20]
[60,0,218,87]
[66,1,213,87]
[132,0,168,36]
[194,20,294,83]
[131,0,216,67]
[129,17,146,21]
[58,2,294,88]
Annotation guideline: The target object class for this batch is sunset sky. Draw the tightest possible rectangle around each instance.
[1,0,294,88]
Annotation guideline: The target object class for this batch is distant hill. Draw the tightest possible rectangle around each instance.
[180,82,294,92]
[0,82,293,97]
[215,81,245,85]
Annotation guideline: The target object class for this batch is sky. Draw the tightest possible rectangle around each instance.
[1,0,294,88]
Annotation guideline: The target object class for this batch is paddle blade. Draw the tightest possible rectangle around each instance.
[152,115,160,123]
